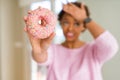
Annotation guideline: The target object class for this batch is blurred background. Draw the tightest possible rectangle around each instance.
[0,0,120,80]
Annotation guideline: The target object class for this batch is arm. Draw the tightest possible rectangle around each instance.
[30,33,55,63]
[85,20,105,39]
[63,3,119,64]
[92,31,119,64]
[24,21,55,64]
[83,7,118,64]
[32,46,48,63]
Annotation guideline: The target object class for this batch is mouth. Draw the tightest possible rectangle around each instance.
[66,32,74,38]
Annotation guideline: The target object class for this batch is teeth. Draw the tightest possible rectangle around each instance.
[67,32,74,37]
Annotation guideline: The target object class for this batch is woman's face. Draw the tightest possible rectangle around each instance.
[60,13,85,42]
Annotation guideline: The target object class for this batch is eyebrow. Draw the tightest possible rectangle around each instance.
[74,19,80,23]
[61,18,80,23]
[61,18,69,21]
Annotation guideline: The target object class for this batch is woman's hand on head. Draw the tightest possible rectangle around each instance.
[63,3,87,22]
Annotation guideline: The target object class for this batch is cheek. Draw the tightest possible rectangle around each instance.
[62,26,68,33]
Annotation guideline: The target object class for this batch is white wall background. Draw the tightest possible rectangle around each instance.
[0,0,120,80]
[78,0,120,80]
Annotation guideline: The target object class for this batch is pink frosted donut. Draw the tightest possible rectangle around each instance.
[24,7,57,39]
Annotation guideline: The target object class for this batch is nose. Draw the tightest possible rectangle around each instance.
[68,24,74,31]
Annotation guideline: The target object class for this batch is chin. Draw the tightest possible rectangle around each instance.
[66,37,76,42]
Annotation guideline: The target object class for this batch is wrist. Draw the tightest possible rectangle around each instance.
[32,49,47,55]
[84,17,92,28]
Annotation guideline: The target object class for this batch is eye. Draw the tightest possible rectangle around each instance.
[61,21,69,27]
[74,22,81,27]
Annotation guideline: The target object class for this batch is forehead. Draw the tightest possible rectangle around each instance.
[61,13,75,21]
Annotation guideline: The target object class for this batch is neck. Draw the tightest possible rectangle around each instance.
[62,39,85,49]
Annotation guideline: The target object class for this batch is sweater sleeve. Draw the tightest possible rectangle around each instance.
[38,44,55,66]
[92,31,119,64]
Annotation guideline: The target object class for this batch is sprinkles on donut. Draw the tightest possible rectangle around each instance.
[24,7,57,39]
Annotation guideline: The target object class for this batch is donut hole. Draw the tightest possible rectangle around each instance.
[38,17,47,27]
[41,19,47,26]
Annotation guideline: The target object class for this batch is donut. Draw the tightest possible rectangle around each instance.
[24,7,57,39]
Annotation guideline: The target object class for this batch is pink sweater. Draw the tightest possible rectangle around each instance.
[39,31,118,80]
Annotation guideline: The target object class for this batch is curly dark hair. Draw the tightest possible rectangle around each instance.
[58,2,90,21]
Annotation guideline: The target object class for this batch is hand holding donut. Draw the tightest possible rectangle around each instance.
[24,27,55,54]
[24,7,56,55]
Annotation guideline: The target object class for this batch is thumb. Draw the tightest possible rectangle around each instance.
[46,32,56,44]
[24,16,28,22]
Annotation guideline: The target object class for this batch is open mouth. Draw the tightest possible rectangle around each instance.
[66,32,74,38]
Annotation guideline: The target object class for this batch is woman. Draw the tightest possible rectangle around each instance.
[25,2,118,80]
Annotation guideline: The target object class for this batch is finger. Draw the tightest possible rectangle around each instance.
[67,3,77,8]
[63,3,76,11]
[28,10,32,14]
[63,5,71,13]
[24,16,28,22]
[46,32,56,43]
[48,32,56,41]
[26,30,40,44]
[40,32,55,50]
[81,3,85,9]
[63,4,67,10]
[68,3,73,6]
